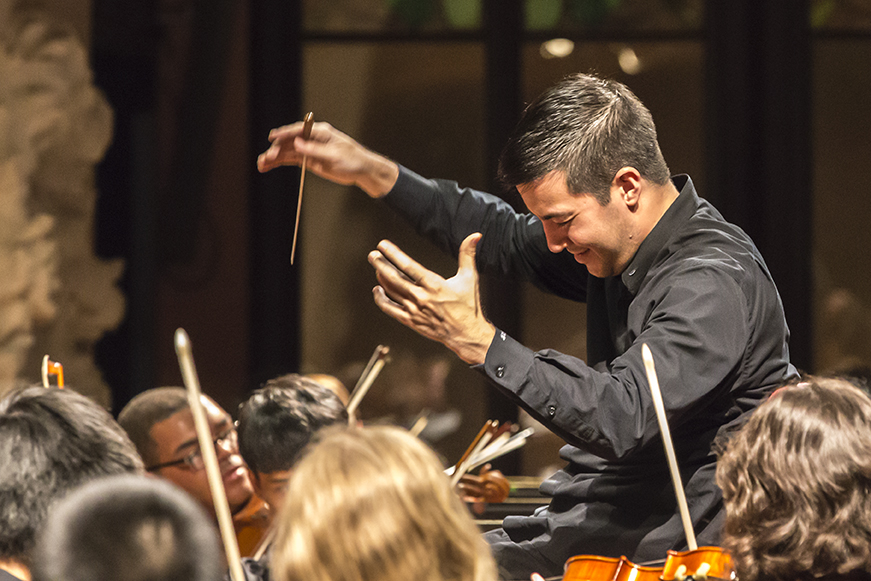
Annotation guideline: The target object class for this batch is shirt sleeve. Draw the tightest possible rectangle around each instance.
[383,165,589,302]
[480,265,750,461]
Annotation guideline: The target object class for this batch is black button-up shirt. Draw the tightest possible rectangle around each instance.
[385,168,797,577]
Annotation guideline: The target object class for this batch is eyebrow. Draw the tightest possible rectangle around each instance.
[173,416,231,455]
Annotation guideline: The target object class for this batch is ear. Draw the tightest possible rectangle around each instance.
[613,167,643,210]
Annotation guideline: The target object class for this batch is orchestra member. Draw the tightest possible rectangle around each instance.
[257,72,797,577]
[717,376,871,581]
[270,425,497,581]
[31,474,223,581]
[0,386,143,581]
[237,374,348,518]
[118,387,270,558]
[235,374,349,581]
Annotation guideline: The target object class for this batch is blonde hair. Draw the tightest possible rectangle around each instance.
[271,425,497,581]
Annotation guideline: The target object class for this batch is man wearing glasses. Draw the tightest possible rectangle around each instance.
[118,387,271,558]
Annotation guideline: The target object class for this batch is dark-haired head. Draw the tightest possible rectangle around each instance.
[498,72,670,205]
[0,386,143,568]
[31,474,222,581]
[237,374,347,515]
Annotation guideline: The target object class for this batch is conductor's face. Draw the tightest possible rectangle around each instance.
[518,170,637,278]
[148,396,254,516]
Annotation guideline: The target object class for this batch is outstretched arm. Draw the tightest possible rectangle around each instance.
[257,120,399,199]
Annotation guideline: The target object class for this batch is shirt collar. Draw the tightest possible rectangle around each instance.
[619,174,699,294]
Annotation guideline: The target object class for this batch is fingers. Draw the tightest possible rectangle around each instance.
[372,240,432,289]
[257,121,331,173]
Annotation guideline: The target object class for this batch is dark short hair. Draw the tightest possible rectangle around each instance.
[0,386,144,565]
[237,374,348,475]
[716,376,871,581]
[498,72,671,205]
[117,387,190,466]
[31,474,223,581]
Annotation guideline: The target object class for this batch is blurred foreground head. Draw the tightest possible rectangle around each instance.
[271,425,497,581]
[717,376,871,581]
[32,474,222,581]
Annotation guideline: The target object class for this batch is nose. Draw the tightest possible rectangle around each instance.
[542,223,567,254]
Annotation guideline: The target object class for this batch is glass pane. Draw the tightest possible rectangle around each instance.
[303,0,703,34]
[811,0,871,32]
[305,0,485,33]
[525,0,703,32]
[812,39,871,376]
[299,42,489,459]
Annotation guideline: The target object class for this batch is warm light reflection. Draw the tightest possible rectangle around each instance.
[540,38,575,59]
[618,45,642,74]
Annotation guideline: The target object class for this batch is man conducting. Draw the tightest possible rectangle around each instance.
[257,72,797,578]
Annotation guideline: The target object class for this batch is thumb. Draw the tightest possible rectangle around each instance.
[457,232,482,275]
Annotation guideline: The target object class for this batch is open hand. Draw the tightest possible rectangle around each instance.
[368,233,496,364]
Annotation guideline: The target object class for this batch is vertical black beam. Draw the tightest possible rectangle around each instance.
[704,0,813,370]
[483,0,524,468]
[160,0,238,264]
[92,0,159,412]
[249,0,302,386]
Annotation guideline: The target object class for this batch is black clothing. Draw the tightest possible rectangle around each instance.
[384,168,797,578]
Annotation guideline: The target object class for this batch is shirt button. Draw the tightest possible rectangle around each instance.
[496,365,505,378]
[547,405,556,417]
[628,268,636,276]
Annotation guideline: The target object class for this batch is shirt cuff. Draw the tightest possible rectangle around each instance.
[476,328,535,392]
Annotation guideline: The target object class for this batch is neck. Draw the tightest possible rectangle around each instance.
[634,180,681,243]
[0,559,31,581]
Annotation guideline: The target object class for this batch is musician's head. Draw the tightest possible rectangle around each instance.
[717,376,871,581]
[0,386,143,574]
[498,72,670,206]
[31,474,222,581]
[118,387,254,516]
[237,373,347,515]
[271,425,497,581]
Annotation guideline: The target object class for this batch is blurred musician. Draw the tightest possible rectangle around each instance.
[0,386,143,581]
[118,387,270,558]
[270,425,497,581]
[717,376,871,581]
[31,474,223,581]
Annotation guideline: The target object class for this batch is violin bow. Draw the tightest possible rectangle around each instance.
[41,355,64,388]
[290,112,314,265]
[641,343,698,551]
[346,344,390,425]
[175,329,246,581]
[449,419,499,486]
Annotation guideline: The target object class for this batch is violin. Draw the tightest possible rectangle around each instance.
[457,463,511,514]
[556,346,737,581]
[563,547,735,581]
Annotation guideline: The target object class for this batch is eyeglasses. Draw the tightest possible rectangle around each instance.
[146,427,238,472]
